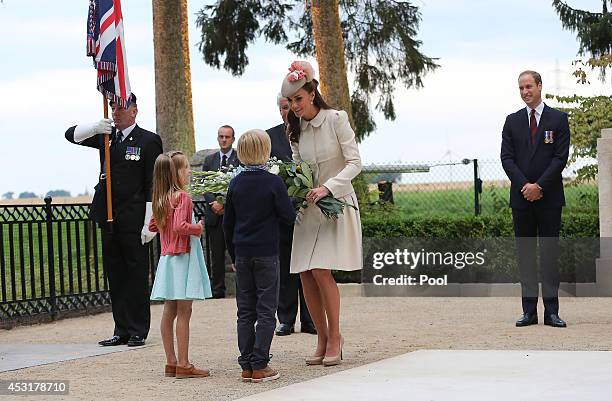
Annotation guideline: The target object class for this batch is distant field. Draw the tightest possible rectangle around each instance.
[0,196,93,206]
[369,182,598,217]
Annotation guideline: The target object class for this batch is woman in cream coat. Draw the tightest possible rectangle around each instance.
[281,61,362,367]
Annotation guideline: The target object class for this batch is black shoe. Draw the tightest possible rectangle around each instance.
[275,323,295,336]
[544,314,567,328]
[515,313,538,327]
[300,322,317,335]
[127,335,146,347]
[98,335,129,346]
[212,293,225,299]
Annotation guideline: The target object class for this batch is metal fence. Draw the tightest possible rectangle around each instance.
[0,197,208,328]
[364,159,598,217]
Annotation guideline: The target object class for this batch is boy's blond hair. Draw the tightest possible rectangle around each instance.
[237,129,271,165]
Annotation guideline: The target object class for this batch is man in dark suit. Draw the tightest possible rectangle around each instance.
[501,71,570,328]
[65,93,163,346]
[267,94,315,336]
[202,125,240,298]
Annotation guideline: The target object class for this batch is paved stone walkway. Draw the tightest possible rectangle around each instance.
[237,350,612,401]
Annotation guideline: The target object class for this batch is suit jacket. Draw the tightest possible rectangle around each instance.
[500,104,570,209]
[201,150,240,226]
[65,125,163,232]
[266,123,292,162]
[267,123,294,237]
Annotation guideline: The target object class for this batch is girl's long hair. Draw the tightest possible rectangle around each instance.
[287,79,331,143]
[167,151,190,190]
[152,153,180,230]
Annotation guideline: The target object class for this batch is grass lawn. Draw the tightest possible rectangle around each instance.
[1,221,105,303]
[384,183,598,218]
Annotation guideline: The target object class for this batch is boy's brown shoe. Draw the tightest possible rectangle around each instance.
[175,364,210,379]
[251,366,280,383]
[241,369,253,382]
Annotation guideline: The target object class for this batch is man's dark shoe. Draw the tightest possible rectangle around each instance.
[98,335,129,346]
[127,335,146,347]
[300,322,317,335]
[544,314,567,328]
[275,323,294,336]
[212,293,225,299]
[515,313,538,327]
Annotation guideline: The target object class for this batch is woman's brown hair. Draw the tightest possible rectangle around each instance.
[287,79,331,143]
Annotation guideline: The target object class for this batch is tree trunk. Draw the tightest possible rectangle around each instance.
[310,0,355,128]
[311,1,367,206]
[152,0,196,156]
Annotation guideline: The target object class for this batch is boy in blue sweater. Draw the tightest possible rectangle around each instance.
[223,129,296,383]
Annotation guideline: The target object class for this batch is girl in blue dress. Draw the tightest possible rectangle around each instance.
[149,151,212,378]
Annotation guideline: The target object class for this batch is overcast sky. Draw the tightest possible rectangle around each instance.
[0,0,609,197]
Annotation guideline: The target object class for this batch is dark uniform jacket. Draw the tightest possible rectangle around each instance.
[65,125,163,232]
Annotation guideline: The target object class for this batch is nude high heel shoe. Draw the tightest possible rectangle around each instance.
[322,337,343,367]
[305,354,325,365]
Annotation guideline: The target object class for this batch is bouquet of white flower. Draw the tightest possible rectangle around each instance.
[189,165,242,205]
[190,159,355,219]
[268,157,357,220]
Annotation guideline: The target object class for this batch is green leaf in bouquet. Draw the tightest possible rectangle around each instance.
[300,162,312,177]
[296,188,309,199]
[296,173,313,189]
[288,185,299,197]
[293,176,302,187]
[285,177,294,187]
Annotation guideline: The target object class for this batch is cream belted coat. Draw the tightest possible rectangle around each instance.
[290,108,363,274]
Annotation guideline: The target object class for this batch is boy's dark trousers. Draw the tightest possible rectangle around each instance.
[235,255,280,371]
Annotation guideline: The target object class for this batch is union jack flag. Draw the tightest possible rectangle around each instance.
[86,0,131,108]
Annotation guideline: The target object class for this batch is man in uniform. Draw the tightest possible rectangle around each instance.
[65,93,163,346]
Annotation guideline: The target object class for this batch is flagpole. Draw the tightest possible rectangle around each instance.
[103,95,114,229]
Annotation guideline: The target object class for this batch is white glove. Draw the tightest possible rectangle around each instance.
[73,118,113,142]
[141,202,157,244]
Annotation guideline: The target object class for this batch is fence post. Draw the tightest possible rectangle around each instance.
[44,196,58,319]
[473,159,482,216]
[377,180,394,203]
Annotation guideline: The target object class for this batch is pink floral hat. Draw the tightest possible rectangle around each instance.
[281,60,315,97]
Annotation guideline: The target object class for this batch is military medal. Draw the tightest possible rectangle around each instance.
[125,146,141,161]
[544,131,554,144]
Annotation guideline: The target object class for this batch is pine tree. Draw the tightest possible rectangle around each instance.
[552,0,612,80]
[195,0,438,141]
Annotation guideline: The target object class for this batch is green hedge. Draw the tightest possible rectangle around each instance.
[333,212,599,283]
[361,212,599,238]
